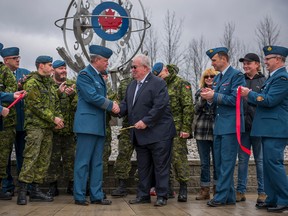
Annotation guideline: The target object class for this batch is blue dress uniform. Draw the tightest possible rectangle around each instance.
[206,47,246,205]
[0,92,14,112]
[0,92,14,131]
[73,45,113,204]
[248,46,288,211]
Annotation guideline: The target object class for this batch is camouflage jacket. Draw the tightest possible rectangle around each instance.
[106,81,118,125]
[118,76,133,127]
[53,79,77,135]
[0,62,17,128]
[165,66,194,134]
[23,71,63,130]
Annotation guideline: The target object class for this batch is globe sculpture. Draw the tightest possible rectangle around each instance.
[55,0,151,80]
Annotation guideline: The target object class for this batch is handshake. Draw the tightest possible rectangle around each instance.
[111,101,120,114]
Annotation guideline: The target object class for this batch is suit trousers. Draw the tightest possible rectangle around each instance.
[262,137,288,206]
[74,133,105,202]
[213,134,238,204]
[135,139,173,199]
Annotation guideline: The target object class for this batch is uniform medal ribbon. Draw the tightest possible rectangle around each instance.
[7,93,25,109]
[236,86,251,155]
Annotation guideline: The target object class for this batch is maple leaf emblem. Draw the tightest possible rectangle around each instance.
[98,8,123,31]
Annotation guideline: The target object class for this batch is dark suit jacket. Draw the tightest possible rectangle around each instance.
[119,72,176,145]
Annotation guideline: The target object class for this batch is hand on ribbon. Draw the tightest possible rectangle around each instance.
[8,90,26,109]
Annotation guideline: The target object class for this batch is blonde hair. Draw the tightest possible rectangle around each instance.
[199,68,219,88]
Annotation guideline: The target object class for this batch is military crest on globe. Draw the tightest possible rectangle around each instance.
[55,0,150,74]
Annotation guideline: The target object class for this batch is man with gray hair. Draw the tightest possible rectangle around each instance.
[115,54,176,206]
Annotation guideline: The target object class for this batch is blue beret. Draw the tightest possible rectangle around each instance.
[152,62,164,76]
[35,55,53,64]
[206,47,229,59]
[0,43,3,52]
[1,47,20,58]
[263,45,288,57]
[52,60,66,68]
[89,45,113,59]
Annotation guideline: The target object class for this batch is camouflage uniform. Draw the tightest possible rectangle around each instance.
[18,72,62,184]
[165,65,194,183]
[103,81,117,177]
[113,76,134,180]
[46,79,77,183]
[0,62,17,180]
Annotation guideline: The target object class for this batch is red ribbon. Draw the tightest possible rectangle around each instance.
[236,86,251,155]
[7,93,25,109]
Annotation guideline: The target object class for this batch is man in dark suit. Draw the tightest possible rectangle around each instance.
[201,47,246,207]
[117,54,176,206]
[73,45,119,206]
[241,45,288,213]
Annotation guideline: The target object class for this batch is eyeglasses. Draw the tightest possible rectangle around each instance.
[6,56,21,60]
[264,56,277,61]
[131,65,142,70]
[204,75,215,79]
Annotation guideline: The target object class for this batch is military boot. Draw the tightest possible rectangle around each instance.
[29,183,53,202]
[195,187,210,200]
[17,182,27,205]
[111,179,128,197]
[177,182,187,202]
[66,181,73,195]
[47,181,59,197]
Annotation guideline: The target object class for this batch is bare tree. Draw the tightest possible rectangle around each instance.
[182,36,209,94]
[220,22,245,70]
[143,26,158,66]
[161,10,183,65]
[255,15,281,75]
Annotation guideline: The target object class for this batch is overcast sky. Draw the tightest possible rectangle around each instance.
[0,0,287,72]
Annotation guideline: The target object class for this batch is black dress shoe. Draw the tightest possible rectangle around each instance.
[75,200,89,206]
[91,199,112,205]
[267,205,288,213]
[207,199,225,207]
[0,191,12,200]
[154,197,167,206]
[129,197,151,204]
[255,202,277,209]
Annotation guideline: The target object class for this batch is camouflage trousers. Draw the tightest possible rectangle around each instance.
[46,133,76,183]
[171,136,190,183]
[18,128,53,184]
[103,126,112,178]
[113,129,134,180]
[0,127,15,178]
